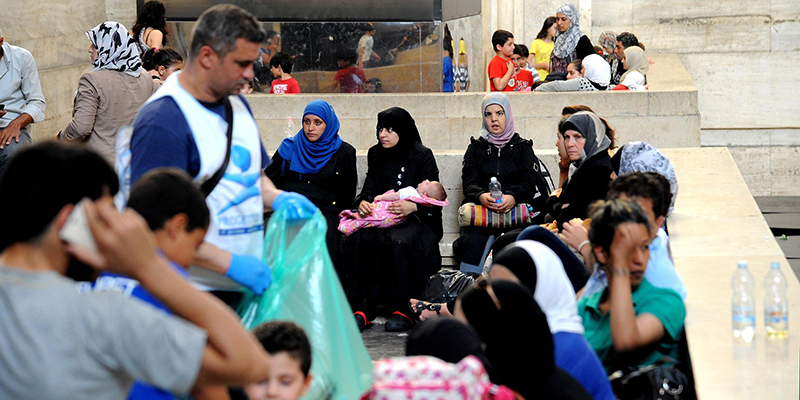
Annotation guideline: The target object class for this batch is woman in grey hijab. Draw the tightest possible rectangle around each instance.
[545,111,613,229]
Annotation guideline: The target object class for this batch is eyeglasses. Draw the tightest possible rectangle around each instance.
[474,276,502,310]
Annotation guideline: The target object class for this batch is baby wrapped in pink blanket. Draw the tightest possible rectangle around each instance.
[338,180,448,236]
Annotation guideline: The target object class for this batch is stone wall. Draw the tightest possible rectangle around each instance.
[1,0,110,141]
[591,0,800,196]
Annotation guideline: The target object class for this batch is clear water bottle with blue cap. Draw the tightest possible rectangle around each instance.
[489,177,502,204]
[731,260,756,342]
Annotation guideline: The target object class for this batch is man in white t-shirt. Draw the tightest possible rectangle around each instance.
[357,23,380,69]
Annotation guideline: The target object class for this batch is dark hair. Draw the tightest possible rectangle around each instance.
[588,199,650,253]
[365,77,382,92]
[269,52,293,73]
[132,1,168,46]
[593,45,604,55]
[189,4,266,59]
[142,47,183,71]
[337,49,357,64]
[126,168,209,232]
[513,44,529,59]
[253,321,312,376]
[536,16,557,40]
[617,32,639,49]
[644,172,672,217]
[567,58,582,72]
[607,172,668,219]
[491,30,514,52]
[0,142,119,252]
[363,22,375,33]
[561,104,593,116]
[265,29,279,43]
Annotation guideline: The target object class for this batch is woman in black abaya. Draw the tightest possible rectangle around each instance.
[343,107,443,332]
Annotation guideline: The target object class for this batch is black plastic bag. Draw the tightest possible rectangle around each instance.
[421,268,478,303]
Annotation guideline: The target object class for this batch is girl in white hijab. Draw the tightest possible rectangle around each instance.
[536,53,611,92]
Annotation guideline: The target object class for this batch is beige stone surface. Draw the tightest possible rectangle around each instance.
[248,54,699,152]
[661,147,799,399]
[679,52,800,130]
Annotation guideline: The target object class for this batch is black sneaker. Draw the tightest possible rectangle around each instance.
[385,311,414,332]
[354,311,372,331]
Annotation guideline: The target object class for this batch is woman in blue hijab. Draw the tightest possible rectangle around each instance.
[266,100,357,261]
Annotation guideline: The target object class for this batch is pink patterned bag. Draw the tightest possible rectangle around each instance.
[360,356,519,400]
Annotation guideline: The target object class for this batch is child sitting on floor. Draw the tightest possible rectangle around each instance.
[338,180,448,235]
[245,321,314,400]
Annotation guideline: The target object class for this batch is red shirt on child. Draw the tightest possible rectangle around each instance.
[487,55,516,92]
[514,69,535,91]
[269,77,301,94]
[334,67,367,93]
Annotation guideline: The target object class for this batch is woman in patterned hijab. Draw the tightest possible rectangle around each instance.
[57,21,157,165]
[85,21,143,77]
[550,3,595,77]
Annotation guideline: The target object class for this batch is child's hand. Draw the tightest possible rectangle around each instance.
[358,200,374,216]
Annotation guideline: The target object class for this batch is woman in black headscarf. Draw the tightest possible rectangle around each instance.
[406,318,497,382]
[343,107,443,332]
[456,279,592,400]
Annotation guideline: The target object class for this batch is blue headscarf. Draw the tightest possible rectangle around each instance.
[277,100,343,174]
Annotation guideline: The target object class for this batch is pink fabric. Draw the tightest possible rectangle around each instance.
[360,355,501,400]
[338,190,448,236]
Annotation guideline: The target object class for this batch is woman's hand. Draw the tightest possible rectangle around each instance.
[388,200,417,217]
[358,200,374,216]
[559,218,589,251]
[479,192,496,209]
[496,194,516,213]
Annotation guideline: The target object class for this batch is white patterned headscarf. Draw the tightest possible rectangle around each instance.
[86,21,142,77]
[619,141,679,216]
[552,3,581,59]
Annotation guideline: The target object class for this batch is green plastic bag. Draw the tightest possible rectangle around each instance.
[239,206,373,400]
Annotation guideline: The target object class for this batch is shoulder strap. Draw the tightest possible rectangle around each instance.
[200,97,233,198]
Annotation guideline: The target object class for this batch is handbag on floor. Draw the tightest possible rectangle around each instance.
[609,357,693,400]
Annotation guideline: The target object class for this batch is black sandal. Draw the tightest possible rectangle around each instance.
[408,300,442,320]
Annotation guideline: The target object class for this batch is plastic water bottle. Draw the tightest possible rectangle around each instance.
[489,177,503,204]
[763,262,789,338]
[731,261,756,342]
[284,117,294,139]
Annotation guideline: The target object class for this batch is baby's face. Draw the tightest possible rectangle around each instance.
[417,180,433,197]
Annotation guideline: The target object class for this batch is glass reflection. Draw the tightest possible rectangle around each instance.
[166,21,442,93]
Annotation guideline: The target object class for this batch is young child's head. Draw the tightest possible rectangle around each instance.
[491,29,514,58]
[142,48,184,80]
[364,77,382,93]
[126,168,209,268]
[566,58,582,80]
[337,49,357,68]
[246,321,313,400]
[270,52,293,77]
[511,44,529,71]
[364,23,376,36]
[417,180,447,201]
